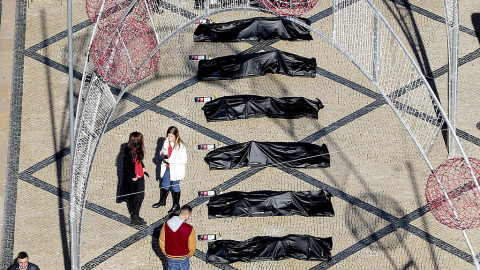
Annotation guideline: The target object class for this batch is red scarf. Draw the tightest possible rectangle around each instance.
[167,143,172,168]
[132,148,143,178]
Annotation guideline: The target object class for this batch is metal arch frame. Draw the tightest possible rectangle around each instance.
[70,0,135,268]
[77,84,127,269]
[307,1,480,267]
[70,0,108,269]
[70,1,480,269]
[74,0,140,124]
[71,73,125,270]
[442,0,459,156]
[74,0,107,132]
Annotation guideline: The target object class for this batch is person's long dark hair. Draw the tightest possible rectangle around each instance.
[123,132,144,162]
[166,126,184,149]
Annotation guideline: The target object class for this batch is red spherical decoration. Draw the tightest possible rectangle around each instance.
[91,19,160,86]
[85,0,150,27]
[260,0,319,17]
[425,158,480,230]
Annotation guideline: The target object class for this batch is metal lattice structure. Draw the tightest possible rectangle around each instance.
[69,0,480,268]
[91,19,161,85]
[70,72,117,266]
[330,1,479,268]
[443,0,459,155]
[426,158,480,230]
[332,0,444,155]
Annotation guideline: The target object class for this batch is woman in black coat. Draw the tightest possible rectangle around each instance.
[122,132,148,225]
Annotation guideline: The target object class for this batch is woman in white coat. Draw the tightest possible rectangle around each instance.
[152,126,187,214]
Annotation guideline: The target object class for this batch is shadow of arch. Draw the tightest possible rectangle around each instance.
[153,136,166,181]
[151,223,168,270]
[381,0,446,148]
[41,8,71,270]
[116,143,128,203]
[345,192,408,251]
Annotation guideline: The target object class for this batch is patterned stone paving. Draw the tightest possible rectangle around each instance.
[2,0,480,269]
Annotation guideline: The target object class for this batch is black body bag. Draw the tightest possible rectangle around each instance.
[204,141,330,170]
[194,17,313,42]
[202,95,323,122]
[207,190,335,218]
[206,234,333,263]
[197,50,316,81]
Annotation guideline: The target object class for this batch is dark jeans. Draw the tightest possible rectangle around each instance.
[127,176,145,215]
[161,167,181,192]
[167,257,190,270]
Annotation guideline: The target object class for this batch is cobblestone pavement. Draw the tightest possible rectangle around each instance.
[2,0,480,269]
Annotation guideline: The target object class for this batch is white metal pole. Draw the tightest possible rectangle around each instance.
[67,0,78,268]
[373,13,379,82]
[448,0,459,156]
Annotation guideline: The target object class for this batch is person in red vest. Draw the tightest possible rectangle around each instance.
[159,205,197,269]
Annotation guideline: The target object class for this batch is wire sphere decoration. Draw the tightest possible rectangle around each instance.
[85,0,150,28]
[91,19,161,86]
[260,0,319,17]
[425,158,480,230]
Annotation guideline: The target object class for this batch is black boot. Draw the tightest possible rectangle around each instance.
[131,214,147,226]
[126,202,133,215]
[168,191,181,214]
[152,188,169,208]
[137,215,146,224]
